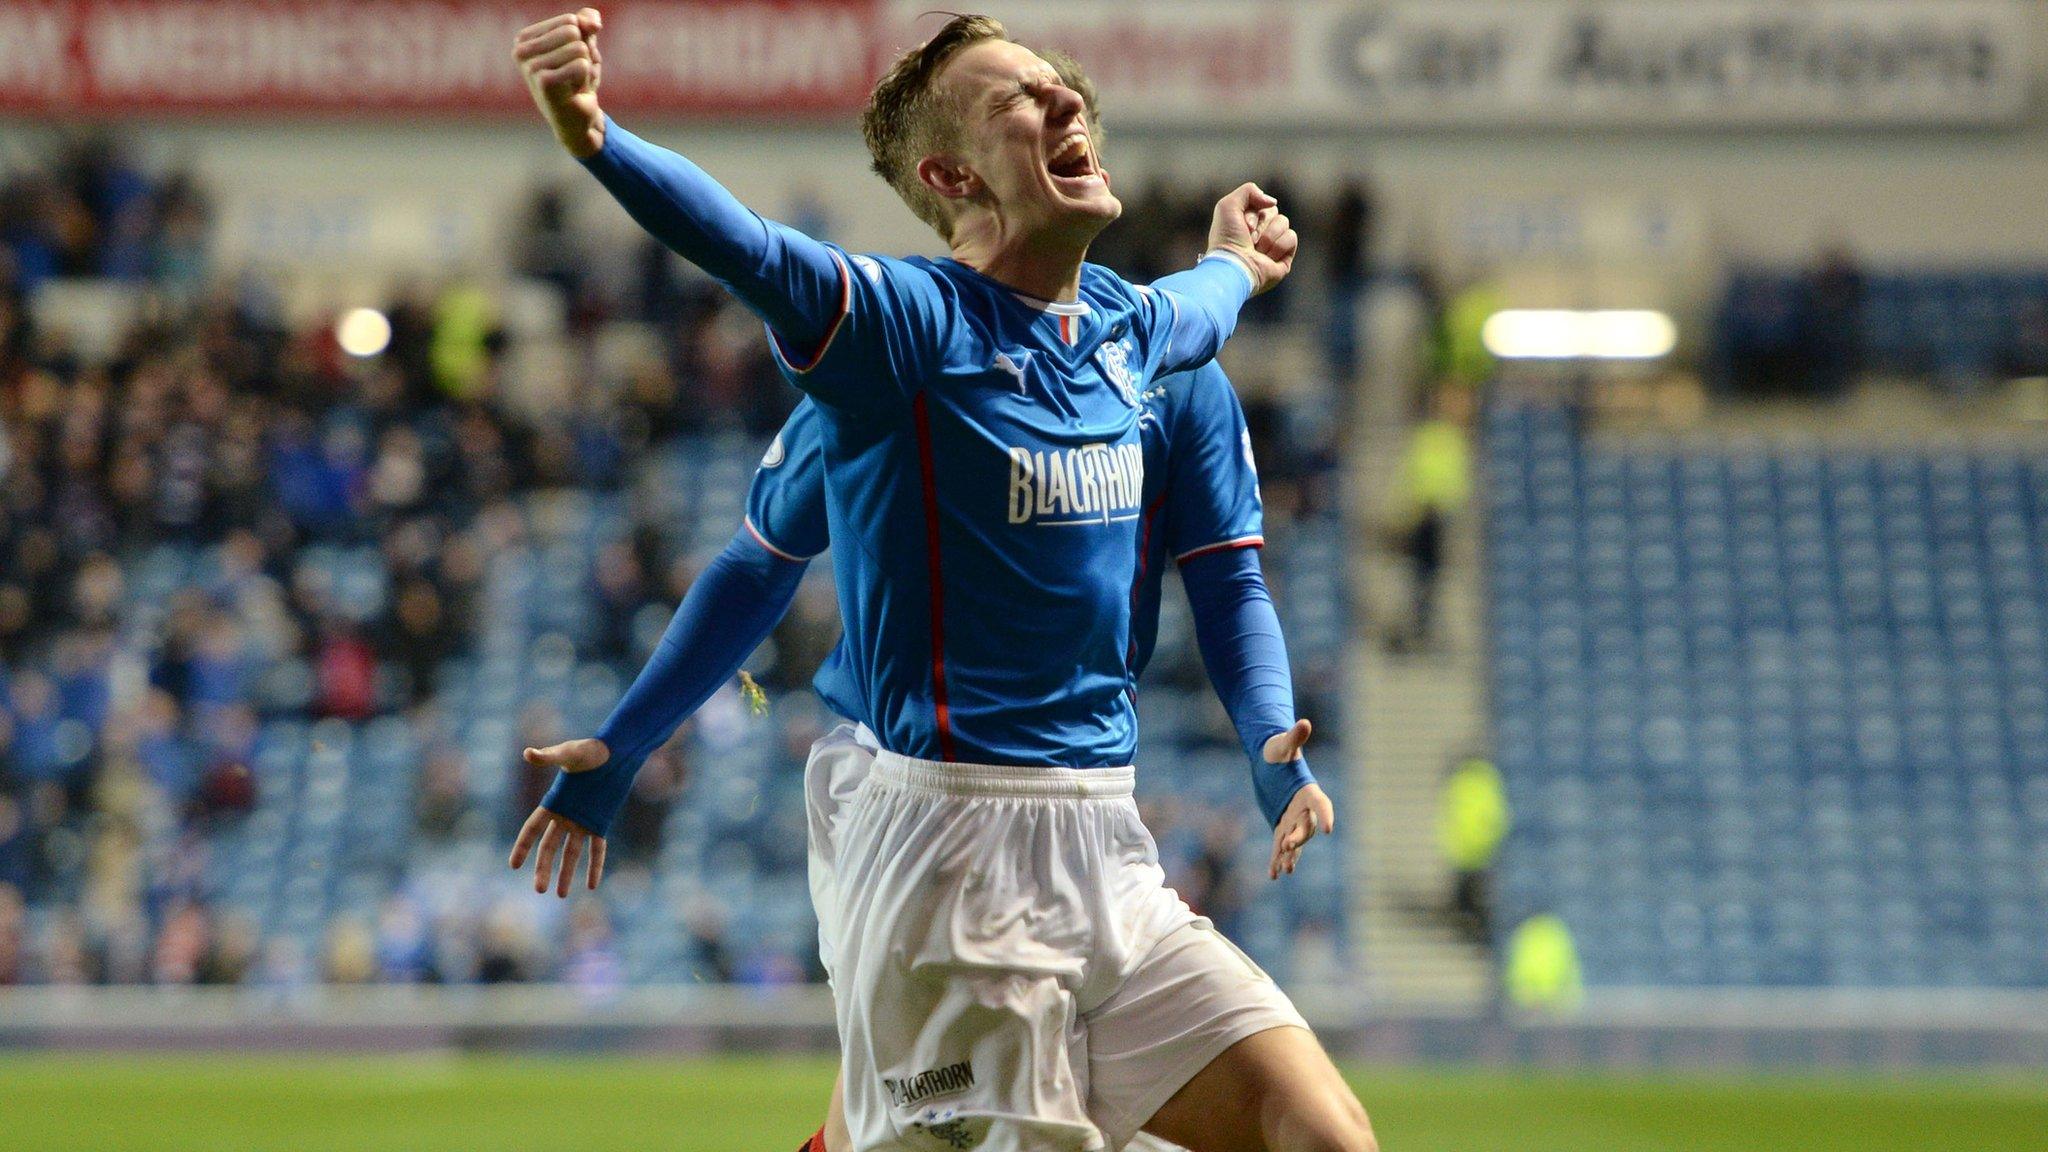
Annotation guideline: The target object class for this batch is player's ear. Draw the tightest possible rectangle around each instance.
[916,155,978,203]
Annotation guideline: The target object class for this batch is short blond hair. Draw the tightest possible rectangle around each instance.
[861,14,1103,241]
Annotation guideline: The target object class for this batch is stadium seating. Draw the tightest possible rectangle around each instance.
[1716,268,2048,389]
[1485,400,2048,987]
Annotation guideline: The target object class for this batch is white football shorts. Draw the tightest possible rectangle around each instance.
[803,724,1307,1152]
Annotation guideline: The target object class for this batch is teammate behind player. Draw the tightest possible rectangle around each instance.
[512,11,1369,1152]
[515,364,1322,1152]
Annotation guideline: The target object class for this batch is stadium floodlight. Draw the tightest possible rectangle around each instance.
[1482,309,1677,361]
[336,307,393,358]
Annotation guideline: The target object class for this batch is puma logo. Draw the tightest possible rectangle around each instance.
[993,351,1031,394]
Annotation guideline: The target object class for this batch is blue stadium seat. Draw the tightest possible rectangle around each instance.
[1486,399,2048,988]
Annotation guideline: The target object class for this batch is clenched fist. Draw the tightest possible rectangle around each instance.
[514,7,607,158]
[1206,183,1298,296]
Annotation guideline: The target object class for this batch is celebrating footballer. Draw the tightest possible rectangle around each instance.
[509,10,1373,1152]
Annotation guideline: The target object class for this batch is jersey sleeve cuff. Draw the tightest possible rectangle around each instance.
[1174,535,1264,564]
[767,248,852,374]
[1255,757,1316,829]
[540,772,618,839]
[1199,249,1260,296]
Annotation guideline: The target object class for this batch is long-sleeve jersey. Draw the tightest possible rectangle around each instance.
[579,117,1257,769]
[544,364,1312,834]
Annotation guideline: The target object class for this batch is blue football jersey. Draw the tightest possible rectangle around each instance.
[744,402,831,564]
[762,250,1224,767]
[742,399,866,726]
[746,360,1262,759]
[1128,364,1265,675]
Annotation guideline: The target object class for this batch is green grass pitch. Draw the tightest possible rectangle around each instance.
[6,1054,2044,1151]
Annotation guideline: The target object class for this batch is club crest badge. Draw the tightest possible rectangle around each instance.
[1096,337,1138,407]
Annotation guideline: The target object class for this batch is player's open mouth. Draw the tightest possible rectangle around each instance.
[1046,132,1103,191]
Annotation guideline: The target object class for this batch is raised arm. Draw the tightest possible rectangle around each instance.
[514,9,845,354]
[510,529,808,896]
[1179,545,1332,880]
[1150,184,1299,372]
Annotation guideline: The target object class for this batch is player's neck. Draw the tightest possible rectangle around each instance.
[948,221,1087,303]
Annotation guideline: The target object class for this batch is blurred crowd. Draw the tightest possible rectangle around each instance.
[0,136,211,298]
[0,136,1358,990]
[0,137,763,988]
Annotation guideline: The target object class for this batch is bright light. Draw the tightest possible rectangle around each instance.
[1585,310,1678,359]
[1482,309,1677,361]
[1482,310,1584,360]
[336,307,392,357]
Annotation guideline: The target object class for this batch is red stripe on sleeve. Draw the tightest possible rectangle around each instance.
[743,517,809,563]
[768,250,853,374]
[1174,535,1265,564]
[912,393,957,762]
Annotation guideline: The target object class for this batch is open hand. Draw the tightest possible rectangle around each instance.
[514,8,607,158]
[508,738,611,897]
[1263,720,1332,879]
[1207,184,1298,295]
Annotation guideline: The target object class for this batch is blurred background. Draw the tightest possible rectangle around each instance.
[2,1,2046,1149]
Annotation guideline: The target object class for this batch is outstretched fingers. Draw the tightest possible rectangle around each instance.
[531,819,565,894]
[1269,812,1306,879]
[1268,787,1335,879]
[1270,812,1293,879]
[510,806,549,869]
[556,831,584,899]
[511,806,606,894]
[1291,812,1317,864]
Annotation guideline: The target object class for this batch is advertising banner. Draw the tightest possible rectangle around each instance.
[0,0,2030,125]
[971,0,2032,128]
[0,0,877,116]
